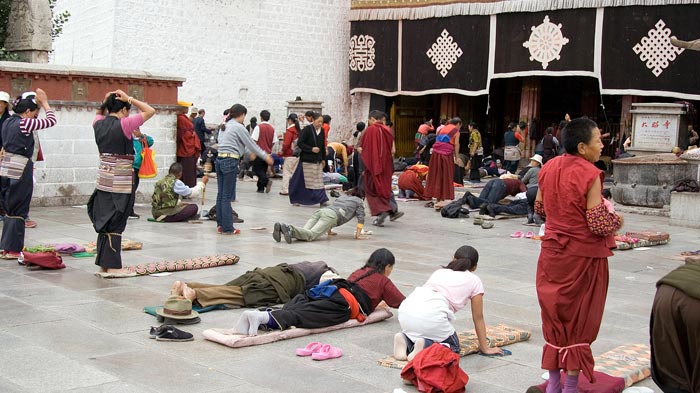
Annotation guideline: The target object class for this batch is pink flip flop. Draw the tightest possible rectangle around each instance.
[311,344,343,361]
[295,341,323,357]
[525,231,535,238]
[510,231,524,238]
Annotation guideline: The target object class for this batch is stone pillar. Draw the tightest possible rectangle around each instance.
[620,95,642,142]
[519,77,540,156]
[4,0,53,63]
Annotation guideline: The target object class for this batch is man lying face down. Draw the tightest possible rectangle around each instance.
[170,261,338,309]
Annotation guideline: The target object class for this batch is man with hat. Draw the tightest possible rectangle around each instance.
[520,154,543,188]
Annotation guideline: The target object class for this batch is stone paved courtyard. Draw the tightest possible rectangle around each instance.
[1,178,693,393]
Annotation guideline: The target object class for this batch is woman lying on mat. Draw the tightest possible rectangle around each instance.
[394,245,503,360]
[234,248,405,336]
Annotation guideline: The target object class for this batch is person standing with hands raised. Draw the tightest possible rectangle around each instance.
[0,89,57,260]
[88,90,155,276]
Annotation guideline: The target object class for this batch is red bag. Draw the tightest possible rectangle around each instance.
[139,137,158,178]
[22,251,65,270]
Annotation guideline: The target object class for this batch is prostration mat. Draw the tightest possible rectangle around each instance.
[378,324,531,369]
[526,344,651,393]
[475,213,528,221]
[616,239,669,250]
[203,308,393,348]
[123,254,239,276]
[84,239,143,253]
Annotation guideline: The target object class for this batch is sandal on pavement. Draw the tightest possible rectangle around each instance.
[510,231,524,238]
[0,251,22,260]
[155,326,194,342]
[295,341,324,357]
[481,222,494,229]
[525,231,535,238]
[311,344,343,360]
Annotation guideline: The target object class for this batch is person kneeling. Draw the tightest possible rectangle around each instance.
[273,187,366,243]
[151,162,207,222]
[394,245,503,361]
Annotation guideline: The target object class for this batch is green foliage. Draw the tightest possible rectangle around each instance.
[49,0,70,40]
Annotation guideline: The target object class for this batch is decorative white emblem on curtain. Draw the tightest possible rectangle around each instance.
[426,29,463,77]
[349,34,376,72]
[633,19,684,77]
[523,15,569,70]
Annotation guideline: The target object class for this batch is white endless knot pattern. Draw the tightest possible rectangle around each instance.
[349,34,376,72]
[523,15,569,70]
[632,19,684,77]
[426,29,463,77]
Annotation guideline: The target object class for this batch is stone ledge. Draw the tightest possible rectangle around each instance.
[614,204,670,217]
[0,61,185,82]
[670,191,700,228]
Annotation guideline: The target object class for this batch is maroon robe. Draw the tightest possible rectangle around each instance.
[361,123,394,216]
[536,155,616,383]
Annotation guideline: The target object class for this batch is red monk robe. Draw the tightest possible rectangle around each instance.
[536,154,617,383]
[361,122,394,216]
[398,165,429,200]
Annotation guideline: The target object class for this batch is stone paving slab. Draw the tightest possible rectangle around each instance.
[1,178,691,392]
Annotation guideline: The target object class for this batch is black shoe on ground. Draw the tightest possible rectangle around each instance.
[129,213,140,219]
[155,326,194,342]
[272,222,282,243]
[478,203,489,216]
[233,216,245,224]
[373,212,390,227]
[280,223,292,244]
[330,190,340,198]
[265,180,273,193]
[389,211,404,221]
[149,325,170,339]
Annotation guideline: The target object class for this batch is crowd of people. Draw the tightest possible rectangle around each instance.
[2,87,697,392]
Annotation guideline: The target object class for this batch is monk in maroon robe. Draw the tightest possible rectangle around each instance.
[535,118,622,393]
[361,110,401,226]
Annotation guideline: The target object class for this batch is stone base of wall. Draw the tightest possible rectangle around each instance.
[29,102,180,207]
[670,192,700,228]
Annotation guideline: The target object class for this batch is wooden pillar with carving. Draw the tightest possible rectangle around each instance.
[440,94,459,120]
[519,77,540,156]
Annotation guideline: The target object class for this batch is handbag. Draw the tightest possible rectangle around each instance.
[139,137,158,178]
[504,145,521,161]
[23,251,66,270]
